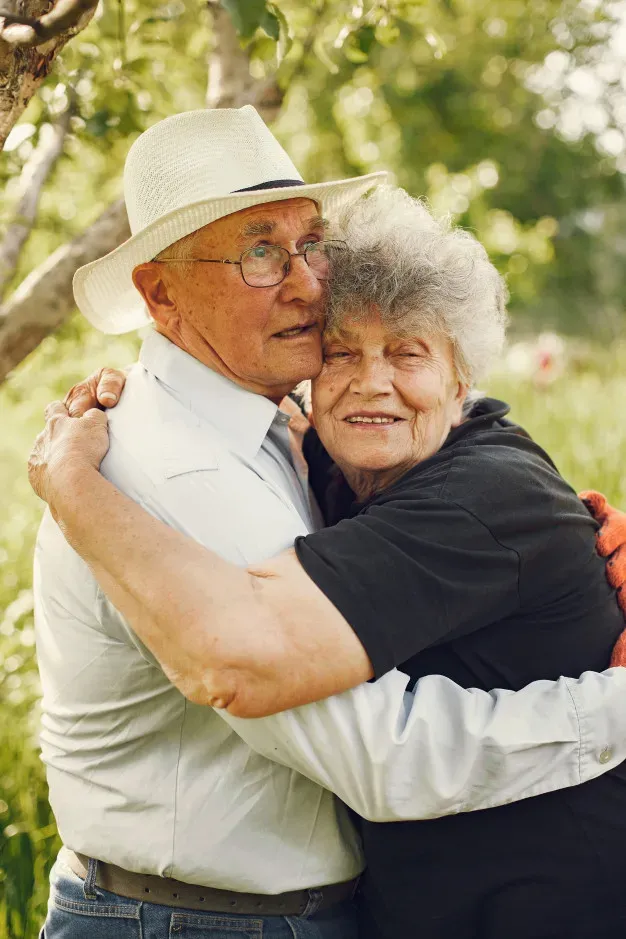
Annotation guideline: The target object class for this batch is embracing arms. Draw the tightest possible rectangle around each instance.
[30,368,626,721]
[26,374,626,820]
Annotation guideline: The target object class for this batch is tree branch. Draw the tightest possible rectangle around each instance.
[0,0,98,48]
[206,0,283,123]
[0,1,97,150]
[0,199,130,383]
[0,103,73,298]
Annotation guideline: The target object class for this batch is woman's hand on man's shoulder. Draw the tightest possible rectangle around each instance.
[64,366,128,416]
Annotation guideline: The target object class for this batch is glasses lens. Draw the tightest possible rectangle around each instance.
[305,241,344,280]
[241,245,289,287]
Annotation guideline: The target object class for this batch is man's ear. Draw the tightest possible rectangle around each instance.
[132,263,178,330]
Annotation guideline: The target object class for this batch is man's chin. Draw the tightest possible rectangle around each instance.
[268,347,323,385]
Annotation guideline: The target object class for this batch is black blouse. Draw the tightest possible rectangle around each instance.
[297,397,626,939]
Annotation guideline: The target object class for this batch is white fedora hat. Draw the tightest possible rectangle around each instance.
[73,106,388,334]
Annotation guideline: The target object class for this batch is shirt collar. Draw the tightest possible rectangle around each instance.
[139,330,280,460]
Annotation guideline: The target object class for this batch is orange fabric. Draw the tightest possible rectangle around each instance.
[579,490,626,663]
[610,630,626,668]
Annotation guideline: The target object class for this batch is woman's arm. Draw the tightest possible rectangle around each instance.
[29,404,373,718]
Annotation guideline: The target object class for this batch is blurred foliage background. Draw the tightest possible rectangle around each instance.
[1,0,626,935]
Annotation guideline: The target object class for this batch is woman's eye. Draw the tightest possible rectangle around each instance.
[325,351,351,360]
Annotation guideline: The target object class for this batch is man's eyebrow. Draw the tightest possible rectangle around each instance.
[239,220,276,239]
[237,215,329,242]
[307,215,330,231]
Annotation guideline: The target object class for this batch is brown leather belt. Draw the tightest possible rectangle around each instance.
[64,849,358,916]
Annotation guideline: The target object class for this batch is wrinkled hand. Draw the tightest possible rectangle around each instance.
[64,367,127,417]
[580,490,626,665]
[28,402,110,516]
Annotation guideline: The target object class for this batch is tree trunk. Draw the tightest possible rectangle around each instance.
[0,199,129,383]
[0,0,97,151]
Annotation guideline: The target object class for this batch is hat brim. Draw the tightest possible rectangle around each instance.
[73,172,388,334]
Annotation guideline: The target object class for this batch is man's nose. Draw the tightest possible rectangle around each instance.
[349,358,394,397]
[279,254,324,305]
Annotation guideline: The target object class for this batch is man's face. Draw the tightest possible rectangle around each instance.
[134,198,327,403]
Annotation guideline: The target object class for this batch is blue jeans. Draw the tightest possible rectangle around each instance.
[40,855,358,939]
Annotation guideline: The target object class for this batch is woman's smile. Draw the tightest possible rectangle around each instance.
[342,412,405,427]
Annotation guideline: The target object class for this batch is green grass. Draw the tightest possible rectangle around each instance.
[0,330,624,937]
[486,340,626,507]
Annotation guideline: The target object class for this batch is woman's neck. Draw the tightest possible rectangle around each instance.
[341,462,413,503]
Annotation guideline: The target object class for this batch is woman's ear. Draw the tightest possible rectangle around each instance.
[450,381,469,427]
[132,263,178,331]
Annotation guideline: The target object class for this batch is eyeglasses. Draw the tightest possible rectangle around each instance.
[154,240,346,288]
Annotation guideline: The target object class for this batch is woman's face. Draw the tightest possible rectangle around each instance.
[312,312,467,488]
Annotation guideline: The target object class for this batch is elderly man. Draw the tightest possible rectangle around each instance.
[33,107,626,939]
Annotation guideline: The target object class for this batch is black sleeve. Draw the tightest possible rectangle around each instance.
[295,494,521,679]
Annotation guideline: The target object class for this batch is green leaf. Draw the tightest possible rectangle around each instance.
[355,25,376,56]
[267,2,292,58]
[344,33,370,64]
[260,8,280,41]
[221,0,269,40]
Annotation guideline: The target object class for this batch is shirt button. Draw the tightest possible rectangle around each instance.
[599,747,613,765]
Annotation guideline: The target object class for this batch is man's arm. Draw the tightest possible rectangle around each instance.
[220,667,626,820]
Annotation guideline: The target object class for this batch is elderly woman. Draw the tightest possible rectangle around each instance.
[31,188,626,938]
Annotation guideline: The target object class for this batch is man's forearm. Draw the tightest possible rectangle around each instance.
[222,667,626,820]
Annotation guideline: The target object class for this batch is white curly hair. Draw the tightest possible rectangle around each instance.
[326,186,508,388]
